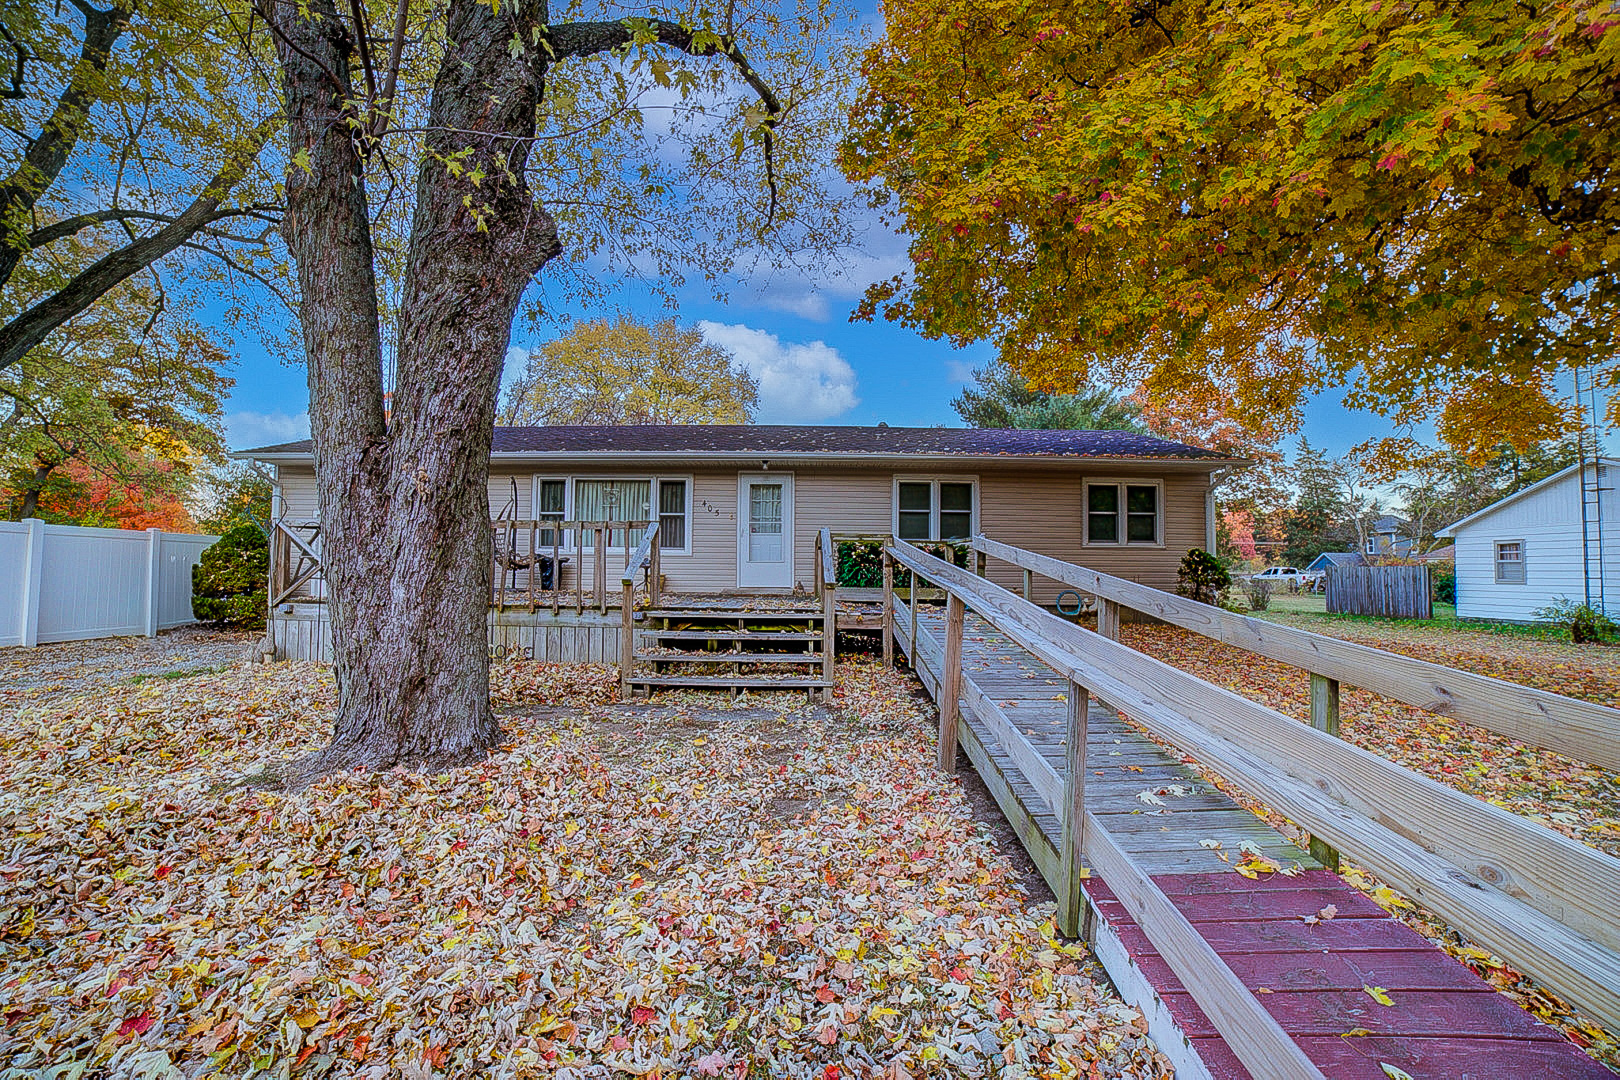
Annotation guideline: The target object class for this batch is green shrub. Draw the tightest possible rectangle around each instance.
[1531,597,1619,645]
[1431,563,1456,604]
[192,522,269,630]
[852,538,971,589]
[1242,577,1273,611]
[836,539,885,588]
[1176,548,1230,605]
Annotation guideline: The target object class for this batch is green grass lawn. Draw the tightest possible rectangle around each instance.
[1243,589,1569,641]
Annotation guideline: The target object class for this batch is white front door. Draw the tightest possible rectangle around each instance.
[737,473,794,589]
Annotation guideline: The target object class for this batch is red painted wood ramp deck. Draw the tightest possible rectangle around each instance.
[1086,871,1612,1079]
[899,606,1613,1080]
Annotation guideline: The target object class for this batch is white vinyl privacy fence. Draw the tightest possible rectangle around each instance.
[0,520,219,647]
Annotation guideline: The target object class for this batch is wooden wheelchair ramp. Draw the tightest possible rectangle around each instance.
[882,537,1620,1080]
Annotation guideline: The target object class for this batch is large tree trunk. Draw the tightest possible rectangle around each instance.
[267,0,558,779]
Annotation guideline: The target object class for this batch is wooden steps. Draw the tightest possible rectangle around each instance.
[622,605,833,700]
[634,651,819,665]
[641,629,821,642]
[624,675,828,690]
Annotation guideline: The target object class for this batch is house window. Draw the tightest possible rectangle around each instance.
[895,478,977,541]
[1365,537,1378,555]
[537,479,565,547]
[575,479,652,549]
[658,479,688,552]
[1495,541,1525,584]
[1086,481,1162,545]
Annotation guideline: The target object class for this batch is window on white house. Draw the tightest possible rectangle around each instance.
[1087,482,1161,544]
[658,479,688,552]
[575,479,652,548]
[895,479,976,541]
[1365,536,1378,555]
[537,479,565,547]
[1495,541,1525,584]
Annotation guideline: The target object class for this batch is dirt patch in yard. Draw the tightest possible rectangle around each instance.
[0,625,257,709]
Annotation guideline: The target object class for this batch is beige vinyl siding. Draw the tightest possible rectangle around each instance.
[270,460,1213,599]
[978,469,1207,603]
[276,466,319,520]
[792,471,895,590]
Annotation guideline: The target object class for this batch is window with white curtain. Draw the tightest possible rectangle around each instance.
[530,476,690,552]
[575,479,651,549]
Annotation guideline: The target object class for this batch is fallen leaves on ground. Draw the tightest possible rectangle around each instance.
[0,627,255,711]
[0,656,1168,1079]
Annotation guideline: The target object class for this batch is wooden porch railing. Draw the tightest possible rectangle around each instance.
[618,521,663,694]
[814,528,837,689]
[925,534,1620,1038]
[269,517,653,617]
[492,518,651,616]
[269,519,322,608]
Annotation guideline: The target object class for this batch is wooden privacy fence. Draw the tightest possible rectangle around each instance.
[954,533,1620,1038]
[1326,562,1432,618]
[881,537,1620,1075]
[0,519,217,647]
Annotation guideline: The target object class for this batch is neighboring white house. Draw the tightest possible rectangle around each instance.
[1436,458,1620,621]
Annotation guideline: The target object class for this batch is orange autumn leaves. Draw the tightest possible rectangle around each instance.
[842,0,1620,458]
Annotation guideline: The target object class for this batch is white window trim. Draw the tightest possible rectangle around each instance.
[654,475,694,557]
[527,475,693,555]
[1494,539,1526,585]
[892,475,980,543]
[529,476,570,550]
[1082,478,1165,548]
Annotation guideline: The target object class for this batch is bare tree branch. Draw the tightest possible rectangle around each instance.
[0,115,278,372]
[26,206,280,250]
[0,0,134,289]
[372,0,412,137]
[545,18,785,222]
[0,22,29,99]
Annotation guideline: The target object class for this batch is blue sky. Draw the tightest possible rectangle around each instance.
[220,266,1405,458]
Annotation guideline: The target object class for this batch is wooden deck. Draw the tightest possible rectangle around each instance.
[901,605,1612,1080]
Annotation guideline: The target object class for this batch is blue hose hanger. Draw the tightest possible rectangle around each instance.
[1055,590,1086,616]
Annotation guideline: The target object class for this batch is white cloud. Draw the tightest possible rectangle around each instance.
[226,409,309,450]
[731,237,913,323]
[697,321,859,423]
[945,358,976,384]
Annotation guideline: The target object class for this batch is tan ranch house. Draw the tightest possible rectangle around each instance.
[243,425,1239,666]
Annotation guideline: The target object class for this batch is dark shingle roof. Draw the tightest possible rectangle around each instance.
[241,425,1231,460]
[1304,551,1365,570]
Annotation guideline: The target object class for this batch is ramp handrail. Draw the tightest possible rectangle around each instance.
[887,536,1620,1044]
[971,533,1620,772]
[618,521,663,694]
